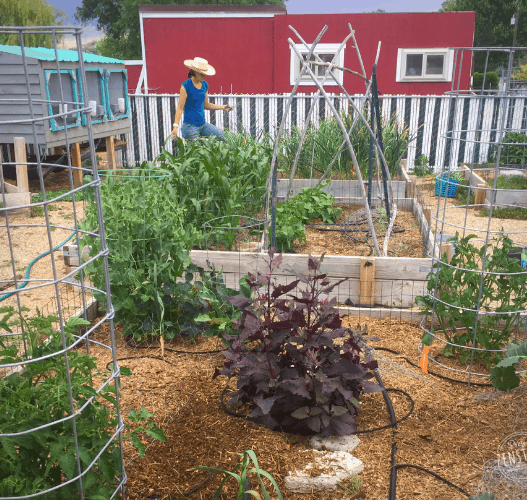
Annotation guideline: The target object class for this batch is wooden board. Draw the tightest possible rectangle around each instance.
[14,137,28,193]
[190,250,431,281]
[190,250,430,308]
[360,257,375,305]
[0,192,32,216]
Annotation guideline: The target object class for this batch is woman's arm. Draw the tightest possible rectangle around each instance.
[171,85,187,136]
[204,92,232,112]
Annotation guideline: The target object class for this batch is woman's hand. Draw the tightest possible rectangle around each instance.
[171,125,178,137]
[223,105,233,112]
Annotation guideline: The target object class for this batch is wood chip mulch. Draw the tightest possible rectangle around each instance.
[84,317,527,500]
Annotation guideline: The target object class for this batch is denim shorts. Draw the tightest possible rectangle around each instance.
[181,121,225,142]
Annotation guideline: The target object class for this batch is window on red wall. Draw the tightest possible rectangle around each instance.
[396,48,454,82]
[290,43,345,86]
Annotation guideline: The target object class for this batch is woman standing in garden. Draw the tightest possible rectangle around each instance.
[171,57,232,142]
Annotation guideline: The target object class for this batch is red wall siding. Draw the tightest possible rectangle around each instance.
[125,64,143,93]
[274,12,475,95]
[143,17,275,94]
[142,12,475,96]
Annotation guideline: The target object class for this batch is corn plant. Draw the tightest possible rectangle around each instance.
[189,450,283,500]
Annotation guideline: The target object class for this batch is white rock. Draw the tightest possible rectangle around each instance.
[284,450,364,493]
[310,434,361,453]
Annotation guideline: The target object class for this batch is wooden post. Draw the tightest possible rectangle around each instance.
[408,174,417,199]
[423,206,431,226]
[445,244,454,264]
[53,146,62,155]
[70,143,82,188]
[105,135,116,169]
[475,183,487,206]
[359,257,376,306]
[14,137,29,193]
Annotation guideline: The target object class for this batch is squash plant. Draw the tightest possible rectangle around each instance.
[215,252,380,436]
[418,233,527,368]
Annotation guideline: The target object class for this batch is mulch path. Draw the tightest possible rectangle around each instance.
[85,316,527,500]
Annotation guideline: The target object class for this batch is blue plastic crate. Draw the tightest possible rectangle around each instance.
[435,175,459,197]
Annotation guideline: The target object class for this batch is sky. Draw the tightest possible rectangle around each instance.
[47,0,446,41]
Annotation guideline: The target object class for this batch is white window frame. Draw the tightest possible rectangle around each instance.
[396,48,454,83]
[290,43,345,86]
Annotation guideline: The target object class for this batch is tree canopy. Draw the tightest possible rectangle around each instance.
[0,0,67,47]
[76,0,287,60]
[440,0,527,72]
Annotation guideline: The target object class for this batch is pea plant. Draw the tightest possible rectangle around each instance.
[214,252,380,436]
[417,233,527,368]
[81,170,238,341]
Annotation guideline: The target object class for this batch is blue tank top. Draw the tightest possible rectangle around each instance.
[182,78,208,126]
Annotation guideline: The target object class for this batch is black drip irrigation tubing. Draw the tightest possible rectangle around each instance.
[374,346,492,387]
[123,343,473,498]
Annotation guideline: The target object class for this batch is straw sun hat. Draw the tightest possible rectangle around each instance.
[184,57,216,76]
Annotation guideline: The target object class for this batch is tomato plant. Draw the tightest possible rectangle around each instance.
[418,233,527,368]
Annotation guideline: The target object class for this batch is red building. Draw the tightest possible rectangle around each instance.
[130,5,475,96]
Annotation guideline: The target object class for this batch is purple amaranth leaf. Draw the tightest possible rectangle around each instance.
[326,359,367,376]
[227,294,252,310]
[320,413,357,436]
[255,395,279,415]
[320,278,348,296]
[307,254,321,270]
[291,406,310,419]
[272,279,301,298]
[279,379,311,399]
[361,380,382,393]
[306,415,321,433]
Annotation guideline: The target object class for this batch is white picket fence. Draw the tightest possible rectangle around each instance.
[125,93,527,171]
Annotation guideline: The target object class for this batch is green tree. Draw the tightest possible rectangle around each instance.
[76,0,288,60]
[440,0,527,72]
[0,0,67,47]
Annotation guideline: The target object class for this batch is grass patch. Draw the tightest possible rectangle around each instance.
[480,206,527,219]
[490,175,527,190]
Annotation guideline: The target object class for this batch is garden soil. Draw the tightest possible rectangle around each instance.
[84,318,526,500]
[416,176,527,247]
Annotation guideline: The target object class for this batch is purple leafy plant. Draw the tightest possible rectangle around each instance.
[214,251,380,436]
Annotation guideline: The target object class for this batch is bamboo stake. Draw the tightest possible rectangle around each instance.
[285,31,354,200]
[289,41,381,255]
[263,25,329,249]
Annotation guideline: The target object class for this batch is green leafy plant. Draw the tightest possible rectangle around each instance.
[214,252,380,436]
[491,132,527,166]
[277,113,413,180]
[274,184,342,253]
[472,71,499,90]
[489,339,527,391]
[0,309,123,499]
[158,137,269,248]
[413,155,434,177]
[480,206,527,219]
[81,169,237,341]
[125,407,168,459]
[490,174,527,190]
[189,449,283,500]
[417,233,527,368]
